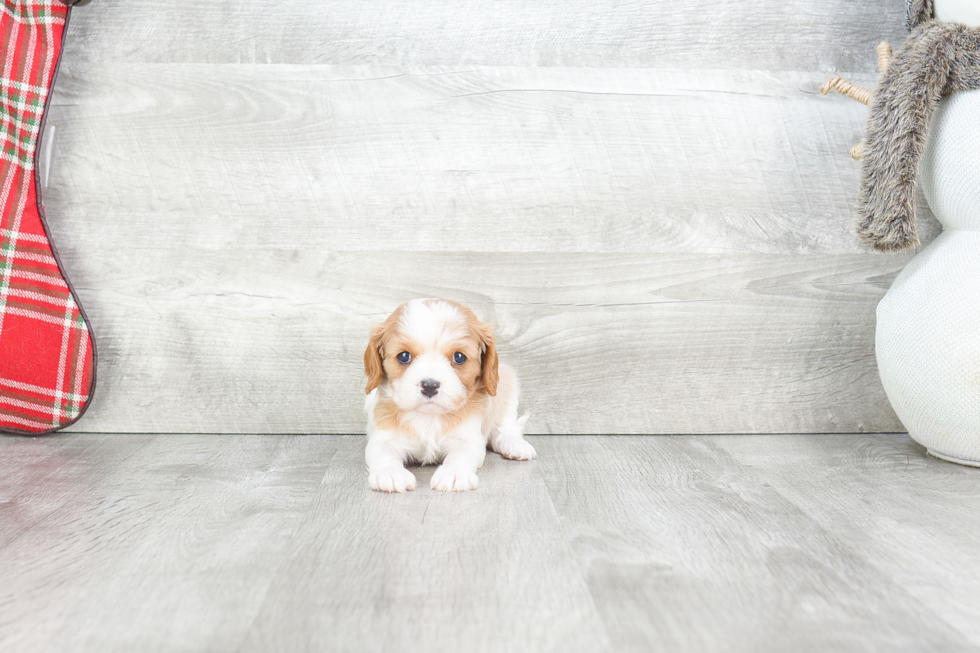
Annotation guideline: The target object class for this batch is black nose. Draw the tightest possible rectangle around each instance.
[420,379,440,397]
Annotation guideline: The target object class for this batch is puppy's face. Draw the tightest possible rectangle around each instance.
[364,299,498,414]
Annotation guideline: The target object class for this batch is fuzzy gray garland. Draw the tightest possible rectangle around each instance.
[906,0,934,30]
[857,20,980,251]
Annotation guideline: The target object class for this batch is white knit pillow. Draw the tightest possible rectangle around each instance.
[876,90,980,464]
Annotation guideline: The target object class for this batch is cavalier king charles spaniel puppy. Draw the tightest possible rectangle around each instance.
[363,298,535,492]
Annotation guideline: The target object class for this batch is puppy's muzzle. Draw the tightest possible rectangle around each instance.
[420,379,440,398]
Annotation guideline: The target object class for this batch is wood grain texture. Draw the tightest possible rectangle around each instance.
[0,433,149,549]
[0,434,336,652]
[57,251,907,435]
[2,434,980,652]
[240,435,608,652]
[42,65,941,255]
[60,0,907,72]
[717,434,980,646]
[537,435,979,652]
[34,1,925,434]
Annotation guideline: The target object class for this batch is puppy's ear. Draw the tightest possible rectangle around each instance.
[364,323,386,394]
[479,323,499,397]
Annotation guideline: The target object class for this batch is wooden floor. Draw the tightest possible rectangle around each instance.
[2,433,980,652]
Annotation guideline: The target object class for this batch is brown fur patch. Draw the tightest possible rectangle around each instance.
[364,306,402,393]
[431,300,499,396]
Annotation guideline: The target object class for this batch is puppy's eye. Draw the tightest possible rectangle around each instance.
[453,352,467,365]
[397,351,412,364]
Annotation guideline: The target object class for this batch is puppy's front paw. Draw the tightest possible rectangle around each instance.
[430,465,479,492]
[495,437,537,461]
[369,467,417,493]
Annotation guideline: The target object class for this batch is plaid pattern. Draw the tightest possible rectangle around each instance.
[0,0,94,433]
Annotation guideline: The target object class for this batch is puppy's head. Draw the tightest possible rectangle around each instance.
[364,299,498,414]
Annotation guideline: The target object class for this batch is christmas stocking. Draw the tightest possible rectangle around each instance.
[0,0,95,433]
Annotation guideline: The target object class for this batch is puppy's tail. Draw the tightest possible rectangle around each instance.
[517,413,530,433]
[494,413,530,444]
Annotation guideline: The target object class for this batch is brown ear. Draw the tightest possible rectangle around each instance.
[364,324,386,394]
[479,324,499,396]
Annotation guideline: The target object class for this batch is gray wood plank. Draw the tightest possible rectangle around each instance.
[0,433,149,549]
[33,1,928,435]
[3,434,978,652]
[239,437,609,653]
[62,0,907,72]
[0,434,336,652]
[717,434,980,647]
[43,65,940,256]
[55,251,906,435]
[535,436,977,652]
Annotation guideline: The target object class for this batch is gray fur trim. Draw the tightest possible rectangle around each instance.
[906,0,934,31]
[857,21,980,251]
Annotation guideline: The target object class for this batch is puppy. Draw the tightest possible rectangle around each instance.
[363,298,535,492]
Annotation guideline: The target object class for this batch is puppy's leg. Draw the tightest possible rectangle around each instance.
[366,430,416,493]
[488,364,536,461]
[431,418,486,492]
[490,413,536,461]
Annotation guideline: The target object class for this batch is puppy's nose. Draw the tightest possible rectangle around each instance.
[420,379,440,397]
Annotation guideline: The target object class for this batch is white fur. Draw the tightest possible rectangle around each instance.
[389,350,467,414]
[400,298,470,349]
[490,413,536,461]
[364,300,535,493]
[387,300,470,415]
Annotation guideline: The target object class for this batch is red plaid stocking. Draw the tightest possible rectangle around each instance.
[0,0,95,433]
